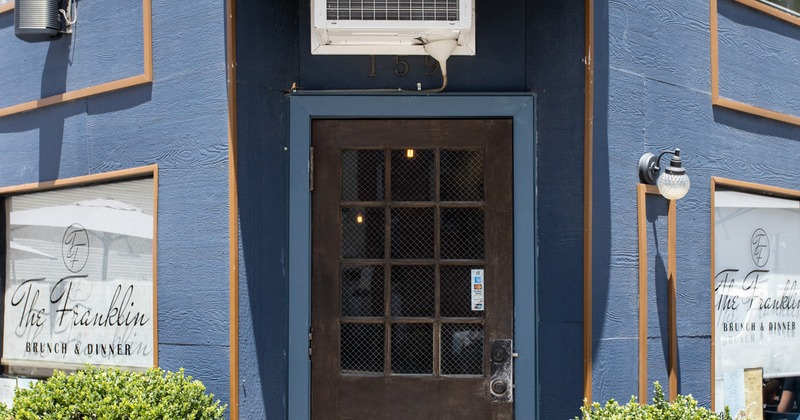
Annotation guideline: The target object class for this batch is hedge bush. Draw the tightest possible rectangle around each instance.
[576,382,736,420]
[0,365,225,419]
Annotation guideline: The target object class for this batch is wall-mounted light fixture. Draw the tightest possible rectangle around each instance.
[638,148,691,200]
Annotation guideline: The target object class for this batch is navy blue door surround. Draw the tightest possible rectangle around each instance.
[288,94,537,419]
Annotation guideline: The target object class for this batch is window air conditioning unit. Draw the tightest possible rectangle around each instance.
[15,0,62,42]
[311,0,475,56]
[15,0,75,43]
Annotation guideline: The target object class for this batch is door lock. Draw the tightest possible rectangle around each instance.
[491,380,508,396]
[489,339,513,402]
[491,347,509,363]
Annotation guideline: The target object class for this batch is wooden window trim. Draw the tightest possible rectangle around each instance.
[710,0,800,126]
[0,165,160,370]
[0,1,13,15]
[0,0,152,118]
[735,0,800,25]
[709,177,800,409]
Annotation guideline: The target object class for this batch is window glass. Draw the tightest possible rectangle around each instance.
[3,177,155,377]
[713,188,800,411]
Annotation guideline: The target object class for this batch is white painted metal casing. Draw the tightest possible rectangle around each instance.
[311,0,475,55]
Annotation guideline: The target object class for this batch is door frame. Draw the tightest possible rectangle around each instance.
[288,94,537,419]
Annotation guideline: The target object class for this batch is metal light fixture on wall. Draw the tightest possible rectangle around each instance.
[638,148,691,200]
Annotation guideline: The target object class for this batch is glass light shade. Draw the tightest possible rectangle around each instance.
[657,172,690,200]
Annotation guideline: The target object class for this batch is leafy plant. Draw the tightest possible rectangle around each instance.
[1,365,225,419]
[576,382,737,420]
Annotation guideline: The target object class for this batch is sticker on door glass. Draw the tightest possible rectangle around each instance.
[471,269,485,311]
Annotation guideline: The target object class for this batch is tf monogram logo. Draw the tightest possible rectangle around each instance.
[62,223,90,273]
[750,228,769,268]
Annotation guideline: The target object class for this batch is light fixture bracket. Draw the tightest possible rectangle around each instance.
[638,152,660,185]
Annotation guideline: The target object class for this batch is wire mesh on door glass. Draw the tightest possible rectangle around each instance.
[440,207,484,259]
[390,207,434,259]
[441,323,483,375]
[326,0,460,21]
[440,265,484,318]
[342,265,385,317]
[337,145,486,377]
[342,150,385,202]
[441,149,484,201]
[390,265,434,317]
[341,323,384,374]
[391,323,433,374]
[391,149,434,202]
[341,207,385,259]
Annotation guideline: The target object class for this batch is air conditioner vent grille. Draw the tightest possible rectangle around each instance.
[326,0,459,21]
[16,0,61,30]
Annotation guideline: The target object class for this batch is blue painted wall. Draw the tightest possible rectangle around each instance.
[0,0,231,408]
[592,0,800,407]
[17,0,797,417]
[234,0,296,418]
[529,2,587,418]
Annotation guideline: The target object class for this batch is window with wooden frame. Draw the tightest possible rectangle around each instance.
[0,167,158,380]
[711,177,800,412]
[711,0,800,126]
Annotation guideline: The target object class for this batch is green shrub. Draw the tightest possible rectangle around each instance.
[576,382,736,420]
[0,365,225,419]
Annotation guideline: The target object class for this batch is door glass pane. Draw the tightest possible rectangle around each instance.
[440,265,485,317]
[391,323,433,374]
[337,141,492,380]
[342,149,385,202]
[341,323,385,374]
[391,149,434,202]
[342,265,384,317]
[440,207,484,259]
[390,265,434,317]
[441,149,484,202]
[390,207,434,259]
[441,324,484,375]
[342,207,384,259]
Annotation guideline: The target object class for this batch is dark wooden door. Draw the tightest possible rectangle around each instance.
[311,119,513,420]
